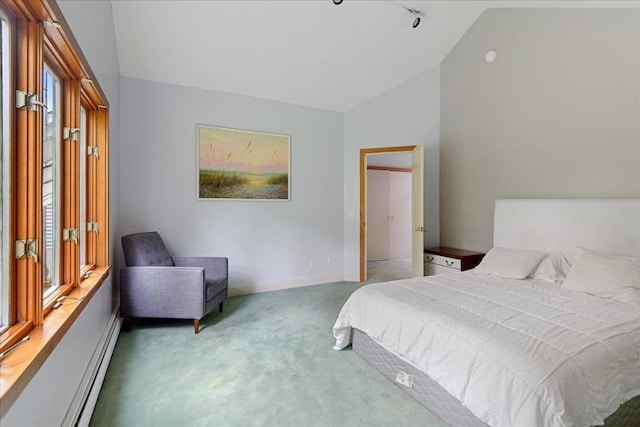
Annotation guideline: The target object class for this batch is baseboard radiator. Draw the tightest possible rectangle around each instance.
[62,305,121,427]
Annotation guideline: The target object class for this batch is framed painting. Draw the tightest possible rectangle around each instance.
[197,124,290,200]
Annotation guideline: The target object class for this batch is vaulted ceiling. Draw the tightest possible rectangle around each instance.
[110,1,635,112]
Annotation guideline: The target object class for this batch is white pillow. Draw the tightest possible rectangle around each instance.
[475,247,546,279]
[528,252,571,283]
[561,247,640,305]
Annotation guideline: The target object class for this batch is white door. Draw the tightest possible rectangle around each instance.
[389,171,412,259]
[411,145,424,277]
[367,169,390,261]
[367,169,412,261]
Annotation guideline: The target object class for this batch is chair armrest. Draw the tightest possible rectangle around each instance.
[120,266,206,319]
[172,257,228,281]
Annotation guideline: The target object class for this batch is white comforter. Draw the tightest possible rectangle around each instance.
[333,272,640,427]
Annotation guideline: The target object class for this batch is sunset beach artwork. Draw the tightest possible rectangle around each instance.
[197,125,290,200]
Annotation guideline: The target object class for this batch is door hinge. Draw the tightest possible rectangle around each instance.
[16,90,46,111]
[63,127,80,141]
[87,222,99,233]
[87,146,99,158]
[63,228,78,243]
[16,239,38,263]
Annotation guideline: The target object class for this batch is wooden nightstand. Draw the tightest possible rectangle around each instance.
[424,247,485,276]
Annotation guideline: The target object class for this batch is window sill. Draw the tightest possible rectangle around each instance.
[0,265,111,412]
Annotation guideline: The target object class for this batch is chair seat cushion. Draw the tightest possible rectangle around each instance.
[206,278,227,301]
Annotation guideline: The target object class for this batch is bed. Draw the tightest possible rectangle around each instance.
[333,199,640,427]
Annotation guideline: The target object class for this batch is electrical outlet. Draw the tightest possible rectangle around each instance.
[327,257,334,266]
[310,259,317,268]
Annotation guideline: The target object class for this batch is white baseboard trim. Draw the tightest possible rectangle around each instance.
[63,305,121,427]
[229,274,347,296]
[343,273,360,282]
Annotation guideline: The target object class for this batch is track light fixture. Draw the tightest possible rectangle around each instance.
[332,0,424,29]
[398,4,425,29]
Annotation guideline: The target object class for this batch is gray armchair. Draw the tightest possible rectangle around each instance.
[120,231,228,334]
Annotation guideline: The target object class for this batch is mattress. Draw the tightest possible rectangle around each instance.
[352,328,487,427]
[352,329,640,427]
[333,272,640,427]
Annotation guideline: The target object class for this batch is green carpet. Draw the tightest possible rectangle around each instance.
[89,281,445,427]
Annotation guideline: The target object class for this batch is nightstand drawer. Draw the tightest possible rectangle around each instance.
[424,254,461,270]
[424,263,457,276]
[423,247,485,277]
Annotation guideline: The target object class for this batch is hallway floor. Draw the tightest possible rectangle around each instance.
[365,258,412,283]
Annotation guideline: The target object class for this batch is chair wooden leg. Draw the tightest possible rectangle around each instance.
[194,318,200,334]
[219,301,224,313]
[123,316,131,332]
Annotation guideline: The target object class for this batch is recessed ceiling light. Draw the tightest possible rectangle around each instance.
[485,50,497,63]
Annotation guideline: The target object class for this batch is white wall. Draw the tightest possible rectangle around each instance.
[343,67,441,280]
[118,78,345,294]
[1,284,114,426]
[440,8,640,252]
[1,0,121,425]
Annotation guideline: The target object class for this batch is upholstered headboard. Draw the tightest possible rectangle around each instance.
[493,199,640,264]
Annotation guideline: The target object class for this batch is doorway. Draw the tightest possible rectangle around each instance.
[366,163,412,282]
[359,145,424,282]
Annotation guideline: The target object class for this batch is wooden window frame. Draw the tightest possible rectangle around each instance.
[0,0,110,412]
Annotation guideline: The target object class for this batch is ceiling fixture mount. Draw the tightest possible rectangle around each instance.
[485,50,497,63]
[332,0,425,29]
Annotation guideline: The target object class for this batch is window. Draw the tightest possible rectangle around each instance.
[0,0,110,405]
[79,106,86,269]
[0,13,9,334]
[42,66,61,299]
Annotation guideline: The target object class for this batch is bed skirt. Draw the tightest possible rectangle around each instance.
[351,329,640,427]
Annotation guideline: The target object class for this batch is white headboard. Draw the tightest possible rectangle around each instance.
[493,199,640,264]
